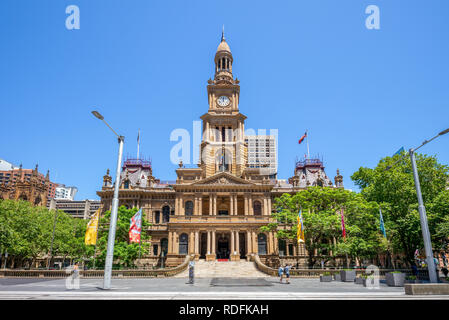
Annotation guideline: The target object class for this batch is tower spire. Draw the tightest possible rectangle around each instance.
[221,25,225,41]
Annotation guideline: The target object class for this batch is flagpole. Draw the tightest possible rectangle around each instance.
[93,232,98,269]
[306,130,310,159]
[137,129,140,160]
[139,236,142,260]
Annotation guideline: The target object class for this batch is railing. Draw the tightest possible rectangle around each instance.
[171,215,272,223]
[253,255,430,279]
[0,255,194,279]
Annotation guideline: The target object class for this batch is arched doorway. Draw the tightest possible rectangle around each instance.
[217,233,230,259]
[162,206,170,223]
[278,239,286,256]
[160,238,168,256]
[257,233,267,255]
[179,233,188,255]
[253,201,262,216]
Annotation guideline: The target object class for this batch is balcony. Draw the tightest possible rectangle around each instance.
[169,215,272,224]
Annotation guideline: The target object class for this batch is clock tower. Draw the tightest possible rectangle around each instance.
[200,31,247,178]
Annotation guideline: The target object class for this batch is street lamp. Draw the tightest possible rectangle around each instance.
[408,128,449,283]
[386,127,449,283]
[91,110,125,289]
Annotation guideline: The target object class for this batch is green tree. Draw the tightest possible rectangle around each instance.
[351,152,449,264]
[262,187,383,267]
[93,206,151,269]
[0,199,91,268]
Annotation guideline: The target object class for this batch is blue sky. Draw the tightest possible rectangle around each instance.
[1,0,448,200]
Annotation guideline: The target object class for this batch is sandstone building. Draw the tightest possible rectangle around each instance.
[97,34,343,267]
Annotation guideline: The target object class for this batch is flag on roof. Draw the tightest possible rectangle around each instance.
[298,132,307,144]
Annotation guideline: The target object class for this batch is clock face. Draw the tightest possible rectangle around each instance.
[217,96,230,107]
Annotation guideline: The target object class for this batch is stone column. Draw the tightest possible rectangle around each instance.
[249,196,253,215]
[175,196,179,215]
[213,194,217,215]
[273,235,279,254]
[173,231,178,254]
[235,231,240,256]
[234,195,238,215]
[286,241,290,256]
[198,196,202,215]
[168,231,173,254]
[252,231,257,254]
[244,194,248,215]
[209,194,213,216]
[246,231,251,255]
[190,231,194,254]
[212,230,216,254]
[263,197,268,215]
[268,232,273,254]
[267,197,272,215]
[195,231,199,257]
[229,195,234,215]
[194,196,198,215]
[231,231,235,255]
[207,231,211,254]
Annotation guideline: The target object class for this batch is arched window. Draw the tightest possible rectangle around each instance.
[253,201,262,216]
[162,206,170,223]
[34,195,42,206]
[257,233,267,255]
[179,233,189,255]
[160,238,168,255]
[185,201,193,216]
[154,211,160,224]
[278,239,286,256]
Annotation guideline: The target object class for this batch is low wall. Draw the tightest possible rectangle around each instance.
[0,255,193,279]
[405,284,449,295]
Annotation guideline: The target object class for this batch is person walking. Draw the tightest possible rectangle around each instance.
[284,264,291,284]
[278,265,284,283]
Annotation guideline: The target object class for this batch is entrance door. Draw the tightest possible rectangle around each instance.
[218,210,228,216]
[239,232,246,259]
[200,233,207,258]
[217,235,230,259]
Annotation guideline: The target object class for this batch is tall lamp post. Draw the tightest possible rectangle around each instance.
[91,110,125,290]
[409,128,449,283]
[387,127,449,283]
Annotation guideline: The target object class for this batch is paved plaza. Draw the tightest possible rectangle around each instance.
[1,277,448,300]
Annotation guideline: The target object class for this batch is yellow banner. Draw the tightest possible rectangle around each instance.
[85,209,100,245]
[297,211,305,244]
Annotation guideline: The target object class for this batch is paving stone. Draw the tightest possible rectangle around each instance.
[174,259,267,278]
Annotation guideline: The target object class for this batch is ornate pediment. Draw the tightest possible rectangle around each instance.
[191,172,254,186]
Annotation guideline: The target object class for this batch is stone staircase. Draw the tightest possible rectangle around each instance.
[174,259,268,278]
